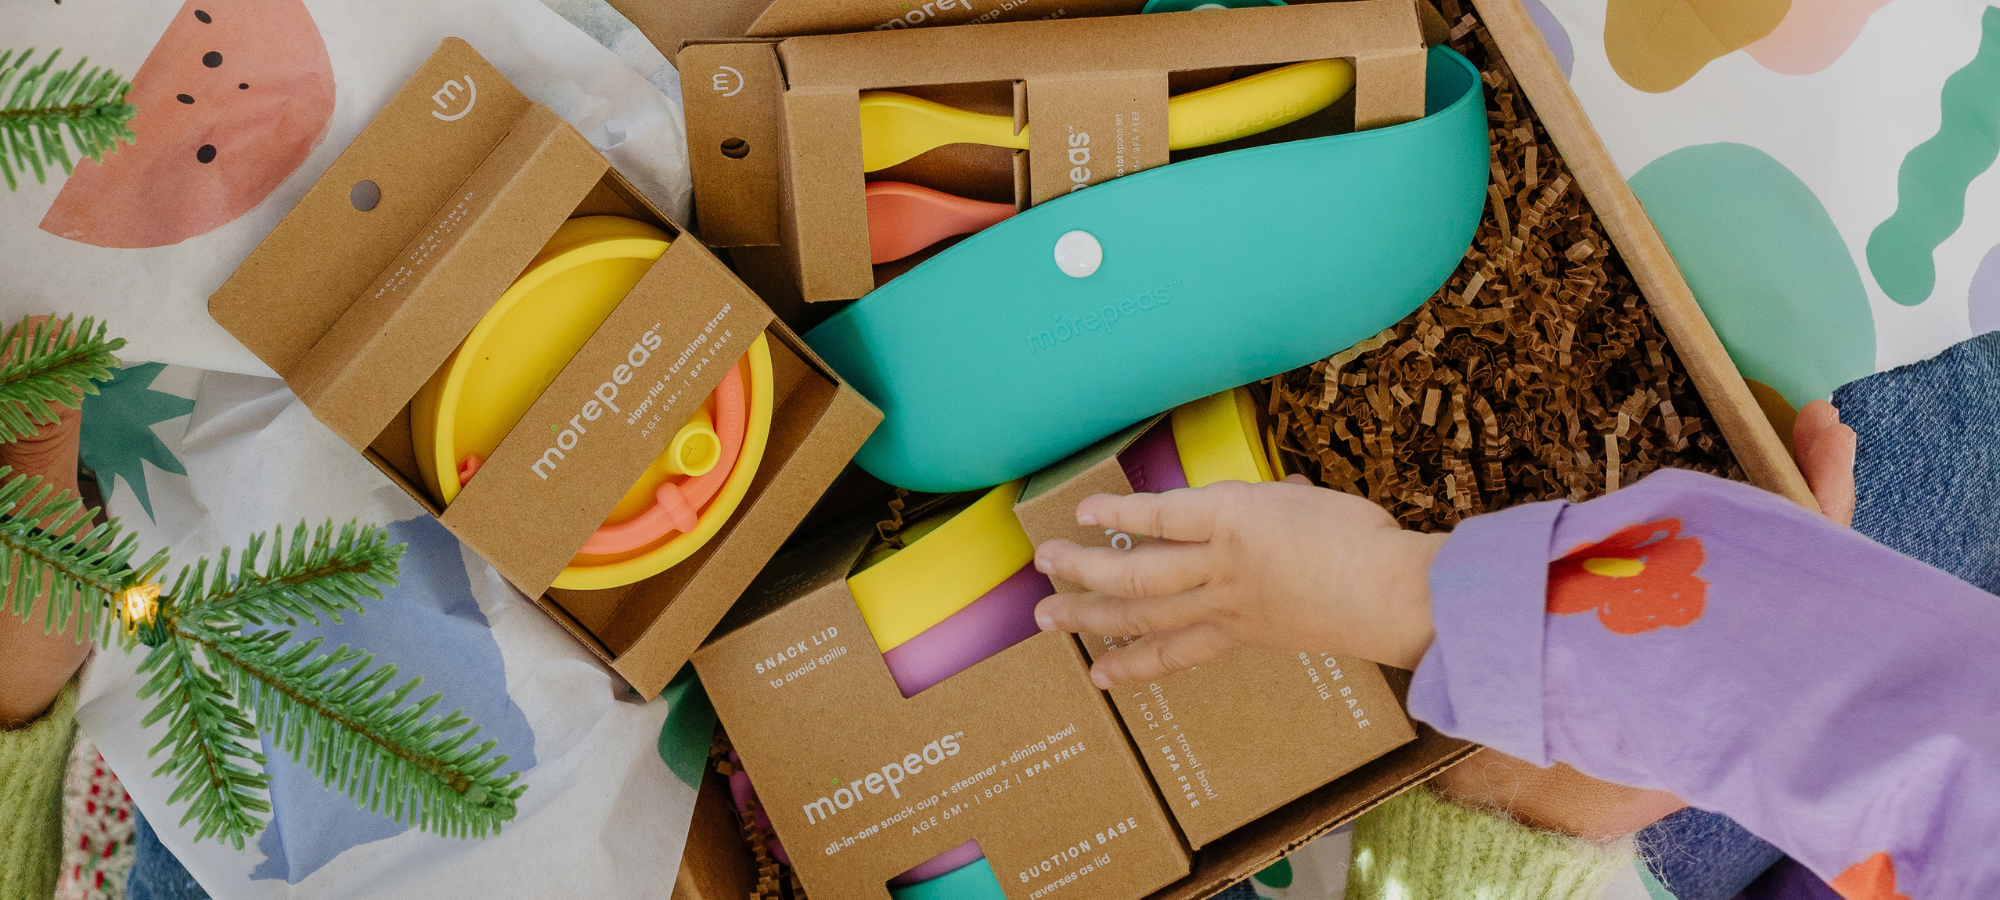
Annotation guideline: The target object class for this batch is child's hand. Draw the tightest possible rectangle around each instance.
[1793,399,1856,526]
[1032,475,1447,688]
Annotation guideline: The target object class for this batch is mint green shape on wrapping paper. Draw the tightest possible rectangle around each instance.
[1866,6,2000,306]
[1629,143,1875,408]
[79,362,194,520]
[657,665,718,789]
[1637,860,1678,899]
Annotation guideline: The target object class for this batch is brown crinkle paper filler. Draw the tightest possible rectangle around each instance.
[712,731,810,900]
[1264,0,1744,531]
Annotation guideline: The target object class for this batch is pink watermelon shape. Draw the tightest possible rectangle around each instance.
[40,0,335,249]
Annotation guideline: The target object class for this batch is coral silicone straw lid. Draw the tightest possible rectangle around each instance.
[555,333,775,590]
[847,480,1033,653]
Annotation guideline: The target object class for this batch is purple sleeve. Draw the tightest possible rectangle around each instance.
[1409,469,2000,899]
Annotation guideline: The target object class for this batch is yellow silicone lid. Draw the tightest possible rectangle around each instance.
[412,216,673,505]
[553,332,775,589]
[847,479,1032,653]
[1170,386,1278,487]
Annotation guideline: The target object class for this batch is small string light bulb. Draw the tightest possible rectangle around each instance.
[118,581,161,635]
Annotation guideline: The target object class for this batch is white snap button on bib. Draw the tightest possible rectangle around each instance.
[1054,230,1102,278]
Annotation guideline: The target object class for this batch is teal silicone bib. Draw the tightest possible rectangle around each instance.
[808,46,1489,492]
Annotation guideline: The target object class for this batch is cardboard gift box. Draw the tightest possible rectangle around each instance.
[210,39,882,696]
[679,0,1430,301]
[673,0,1815,895]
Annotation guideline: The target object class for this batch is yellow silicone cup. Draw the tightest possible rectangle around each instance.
[554,332,775,589]
[413,216,673,504]
[1170,386,1279,487]
[847,479,1032,653]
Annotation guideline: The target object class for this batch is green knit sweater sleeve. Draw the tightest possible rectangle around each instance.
[1,682,77,900]
[1345,787,1632,900]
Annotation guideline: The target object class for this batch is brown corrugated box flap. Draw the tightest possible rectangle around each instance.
[291,107,609,449]
[680,41,787,246]
[213,38,528,379]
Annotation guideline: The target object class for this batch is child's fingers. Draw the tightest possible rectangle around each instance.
[1087,624,1237,688]
[1075,484,1245,542]
[1035,538,1210,599]
[1034,587,1216,638]
[1793,399,1837,463]
[1803,422,1857,528]
[1792,400,1857,527]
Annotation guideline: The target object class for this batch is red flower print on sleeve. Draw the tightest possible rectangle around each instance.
[1548,518,1709,634]
[1830,853,1913,900]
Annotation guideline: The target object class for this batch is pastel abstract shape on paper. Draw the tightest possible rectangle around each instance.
[1522,0,1574,78]
[1252,858,1294,889]
[40,0,336,248]
[250,517,536,883]
[78,362,195,520]
[1629,142,1874,407]
[1867,7,2000,306]
[1603,0,1791,93]
[1971,243,2000,336]
[1829,852,1912,900]
[656,666,718,790]
[1744,0,1894,75]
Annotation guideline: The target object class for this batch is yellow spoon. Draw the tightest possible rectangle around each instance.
[858,58,1355,172]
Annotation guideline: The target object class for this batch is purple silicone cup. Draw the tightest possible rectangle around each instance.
[729,768,791,866]
[889,839,985,887]
[879,564,1054,698]
[1118,421,1188,493]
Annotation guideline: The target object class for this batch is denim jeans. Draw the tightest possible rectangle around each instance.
[128,813,212,900]
[1834,330,2000,593]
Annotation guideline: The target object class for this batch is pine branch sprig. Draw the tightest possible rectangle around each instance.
[0,48,136,191]
[171,520,404,630]
[147,521,520,842]
[0,315,125,444]
[0,467,163,647]
[182,625,526,840]
[136,633,273,847]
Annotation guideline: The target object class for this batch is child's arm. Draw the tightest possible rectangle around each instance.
[1412,467,2000,899]
[1035,460,1990,898]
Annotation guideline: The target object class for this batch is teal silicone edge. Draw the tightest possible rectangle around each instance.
[807,46,1488,492]
[888,856,1004,900]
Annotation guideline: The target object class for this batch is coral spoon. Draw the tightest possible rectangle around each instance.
[858,58,1354,171]
[867,181,1016,264]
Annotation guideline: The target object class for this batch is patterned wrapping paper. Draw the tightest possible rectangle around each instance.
[5,2,710,898]
[1531,0,2000,407]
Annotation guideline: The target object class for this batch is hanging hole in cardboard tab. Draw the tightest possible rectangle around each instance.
[350,180,381,212]
[721,138,751,159]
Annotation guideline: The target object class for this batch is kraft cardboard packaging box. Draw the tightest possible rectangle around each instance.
[210,38,882,697]
[1013,416,1418,849]
[679,0,1430,301]
[693,516,1192,900]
